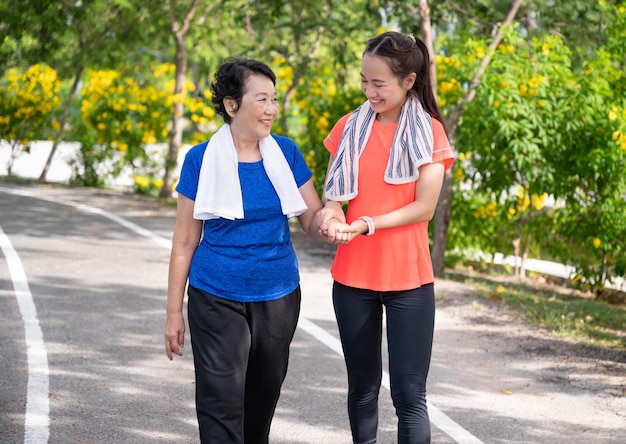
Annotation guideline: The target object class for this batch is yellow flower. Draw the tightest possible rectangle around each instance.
[592,238,601,248]
[507,208,516,220]
[134,175,150,188]
[532,193,548,211]
[518,84,528,96]
[316,115,329,132]
[453,167,465,181]
[202,107,215,119]
[439,81,455,95]
[608,110,618,121]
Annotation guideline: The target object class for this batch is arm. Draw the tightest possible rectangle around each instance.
[296,178,346,242]
[164,194,203,360]
[318,154,350,242]
[347,161,446,236]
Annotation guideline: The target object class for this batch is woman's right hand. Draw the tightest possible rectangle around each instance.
[164,311,185,360]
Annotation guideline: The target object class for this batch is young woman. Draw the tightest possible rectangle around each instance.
[164,58,343,444]
[322,32,455,443]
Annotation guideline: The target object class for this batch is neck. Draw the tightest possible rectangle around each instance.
[376,112,400,125]
[230,128,261,162]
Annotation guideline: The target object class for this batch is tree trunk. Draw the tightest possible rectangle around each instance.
[160,37,186,199]
[159,0,200,199]
[430,0,525,276]
[418,0,436,94]
[38,64,84,183]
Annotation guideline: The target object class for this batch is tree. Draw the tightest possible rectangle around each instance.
[0,0,147,183]
[454,32,578,279]
[0,64,61,175]
[158,0,203,199]
[431,0,525,276]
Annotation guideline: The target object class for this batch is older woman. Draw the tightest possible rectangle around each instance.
[164,58,343,444]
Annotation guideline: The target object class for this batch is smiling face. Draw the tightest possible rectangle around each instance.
[360,53,416,124]
[226,73,279,141]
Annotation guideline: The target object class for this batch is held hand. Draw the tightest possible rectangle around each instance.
[320,201,346,225]
[322,219,359,244]
[164,312,185,360]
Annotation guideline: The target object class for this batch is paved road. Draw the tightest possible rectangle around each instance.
[1,184,624,444]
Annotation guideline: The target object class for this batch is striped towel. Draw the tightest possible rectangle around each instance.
[324,96,434,201]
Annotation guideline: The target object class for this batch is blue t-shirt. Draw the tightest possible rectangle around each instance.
[176,134,313,302]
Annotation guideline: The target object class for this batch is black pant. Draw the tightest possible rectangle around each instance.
[187,285,301,444]
[333,281,435,444]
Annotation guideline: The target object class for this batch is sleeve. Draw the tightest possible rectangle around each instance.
[273,135,313,187]
[175,142,207,201]
[430,118,455,171]
[323,113,351,156]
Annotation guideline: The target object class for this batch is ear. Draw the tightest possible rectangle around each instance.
[405,73,417,90]
[224,97,238,117]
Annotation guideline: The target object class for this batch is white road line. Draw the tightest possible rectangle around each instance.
[0,186,171,249]
[0,185,484,443]
[0,226,50,444]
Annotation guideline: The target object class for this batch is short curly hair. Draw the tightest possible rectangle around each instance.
[210,58,277,124]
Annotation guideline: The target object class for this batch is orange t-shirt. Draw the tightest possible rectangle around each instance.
[324,114,454,291]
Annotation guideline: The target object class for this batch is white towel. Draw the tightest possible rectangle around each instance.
[193,124,308,220]
[324,96,434,201]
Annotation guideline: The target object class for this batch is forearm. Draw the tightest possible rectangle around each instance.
[166,247,195,314]
[307,211,345,241]
[360,163,445,233]
[367,200,435,232]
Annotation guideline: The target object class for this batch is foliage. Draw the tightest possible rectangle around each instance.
[544,2,626,298]
[0,64,61,173]
[453,31,575,256]
[436,10,626,298]
[548,52,626,297]
[68,62,219,188]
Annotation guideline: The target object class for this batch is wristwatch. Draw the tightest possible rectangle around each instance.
[358,216,375,236]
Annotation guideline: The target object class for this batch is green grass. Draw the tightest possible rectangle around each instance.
[446,271,626,350]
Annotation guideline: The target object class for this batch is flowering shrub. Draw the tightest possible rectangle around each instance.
[70,63,219,187]
[0,64,60,174]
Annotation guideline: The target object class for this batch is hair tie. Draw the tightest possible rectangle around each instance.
[407,33,417,44]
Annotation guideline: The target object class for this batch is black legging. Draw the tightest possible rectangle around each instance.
[333,281,435,444]
[188,285,301,444]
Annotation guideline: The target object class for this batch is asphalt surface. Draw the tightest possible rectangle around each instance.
[1,184,624,444]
